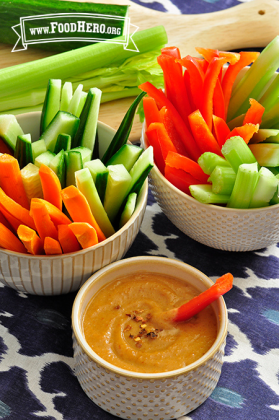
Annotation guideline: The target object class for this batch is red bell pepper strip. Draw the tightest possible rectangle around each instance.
[243,98,265,126]
[148,122,177,161]
[179,55,205,110]
[183,69,195,112]
[196,47,240,65]
[161,46,181,59]
[139,81,201,161]
[213,80,226,120]
[213,115,231,148]
[166,151,208,183]
[145,125,165,174]
[226,123,259,144]
[164,165,204,195]
[200,57,227,131]
[167,273,233,322]
[222,51,260,119]
[160,107,189,156]
[142,96,161,128]
[157,54,192,124]
[188,109,222,156]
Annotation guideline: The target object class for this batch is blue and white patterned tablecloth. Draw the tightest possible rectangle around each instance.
[1,1,279,420]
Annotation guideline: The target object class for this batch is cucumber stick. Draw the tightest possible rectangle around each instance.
[75,168,115,238]
[32,139,47,162]
[49,149,65,188]
[128,146,154,195]
[14,133,32,169]
[65,146,92,165]
[66,150,83,187]
[67,84,83,117]
[35,150,55,168]
[84,159,108,203]
[0,114,24,150]
[54,133,71,154]
[40,111,79,152]
[40,79,61,134]
[60,82,73,112]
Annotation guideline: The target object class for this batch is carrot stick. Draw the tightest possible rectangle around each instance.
[44,237,62,255]
[0,209,14,231]
[68,222,98,249]
[30,200,58,241]
[39,164,62,211]
[31,198,71,226]
[0,222,27,253]
[61,186,106,242]
[17,225,44,255]
[0,154,29,209]
[57,224,81,254]
[166,273,233,322]
[142,97,161,128]
[0,206,22,232]
[0,187,36,230]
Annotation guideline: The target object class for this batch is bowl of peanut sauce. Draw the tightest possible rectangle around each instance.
[72,256,228,419]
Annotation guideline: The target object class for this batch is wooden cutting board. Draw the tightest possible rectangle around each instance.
[0,0,279,141]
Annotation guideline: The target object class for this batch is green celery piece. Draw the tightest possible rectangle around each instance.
[189,184,230,204]
[249,143,279,167]
[209,166,236,195]
[227,163,259,209]
[198,152,230,175]
[259,73,279,112]
[270,174,279,204]
[260,98,279,129]
[0,26,167,98]
[0,88,45,113]
[60,82,73,112]
[119,192,137,229]
[228,36,279,120]
[227,114,245,130]
[249,167,278,208]
[101,91,146,165]
[221,136,257,173]
[75,168,115,238]
[267,167,279,175]
[252,129,279,143]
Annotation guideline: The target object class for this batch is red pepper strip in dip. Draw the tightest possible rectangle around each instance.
[166,273,233,322]
[188,109,222,156]
[200,57,227,131]
[139,81,201,161]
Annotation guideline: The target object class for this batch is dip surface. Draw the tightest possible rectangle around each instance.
[82,272,217,373]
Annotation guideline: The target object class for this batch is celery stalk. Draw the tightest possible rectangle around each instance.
[0,26,167,98]
[221,136,257,173]
[259,73,279,112]
[189,184,230,204]
[249,167,278,208]
[270,175,279,205]
[198,152,231,175]
[227,114,245,130]
[228,36,279,120]
[209,166,236,195]
[260,98,279,129]
[249,143,279,167]
[227,163,259,209]
[251,129,279,144]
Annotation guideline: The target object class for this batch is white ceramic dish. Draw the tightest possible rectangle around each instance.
[72,256,228,420]
[141,125,279,252]
[0,112,148,295]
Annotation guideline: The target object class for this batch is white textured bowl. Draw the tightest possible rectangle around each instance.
[72,256,228,420]
[141,125,279,252]
[0,112,147,295]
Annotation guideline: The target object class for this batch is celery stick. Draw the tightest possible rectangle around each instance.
[267,167,279,175]
[0,26,167,98]
[249,167,278,208]
[251,129,279,144]
[259,73,279,111]
[75,168,115,238]
[198,152,231,175]
[209,166,236,195]
[227,114,245,130]
[270,175,279,205]
[189,184,230,204]
[221,136,257,173]
[261,98,279,129]
[249,143,279,167]
[228,36,279,120]
[227,163,259,209]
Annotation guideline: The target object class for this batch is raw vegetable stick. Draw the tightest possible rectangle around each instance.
[0,222,27,253]
[198,152,231,175]
[227,123,259,144]
[221,136,257,173]
[209,166,236,195]
[165,273,233,323]
[0,154,29,209]
[212,115,231,148]
[39,164,62,211]
[166,151,209,183]
[57,224,81,254]
[160,107,188,156]
[0,206,22,232]
[243,99,265,126]
[31,198,71,227]
[61,186,106,242]
[227,163,259,209]
[142,97,161,128]
[249,167,278,208]
[0,187,36,230]
[196,48,240,65]
[30,200,58,241]
[17,225,44,255]
[188,110,222,156]
[178,55,205,110]
[44,237,62,255]
[165,166,204,195]
[147,123,177,161]
[0,138,13,155]
[189,184,230,204]
[0,209,13,231]
[68,222,98,249]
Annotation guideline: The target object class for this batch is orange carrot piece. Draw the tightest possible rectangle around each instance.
[0,222,27,253]
[17,225,44,255]
[227,123,259,144]
[44,237,62,255]
[39,164,62,211]
[68,222,98,249]
[0,138,13,155]
[57,224,81,254]
[30,200,58,241]
[61,186,106,242]
[0,205,22,232]
[0,187,36,230]
[0,154,29,209]
[31,198,71,226]
[143,97,161,128]
[243,98,265,126]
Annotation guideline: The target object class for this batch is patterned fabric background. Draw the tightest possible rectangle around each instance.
[1,1,279,420]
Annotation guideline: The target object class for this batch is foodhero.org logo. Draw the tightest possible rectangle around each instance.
[12,13,139,52]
